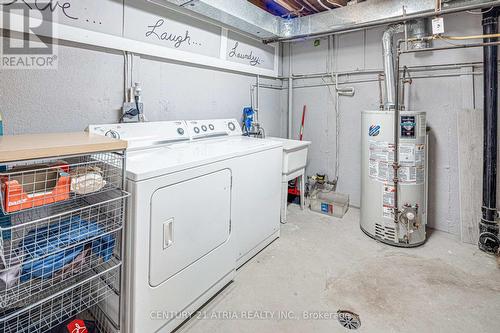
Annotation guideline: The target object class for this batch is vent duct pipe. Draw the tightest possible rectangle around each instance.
[479,8,500,254]
[382,25,402,110]
[408,19,430,49]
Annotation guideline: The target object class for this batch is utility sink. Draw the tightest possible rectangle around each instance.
[268,137,311,176]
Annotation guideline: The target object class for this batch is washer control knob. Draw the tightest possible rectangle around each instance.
[209,124,215,130]
[201,125,208,132]
[177,128,185,135]
[194,127,200,134]
[105,130,120,139]
[228,122,236,131]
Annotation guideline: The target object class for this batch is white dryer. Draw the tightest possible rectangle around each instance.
[88,119,282,333]
[184,119,283,266]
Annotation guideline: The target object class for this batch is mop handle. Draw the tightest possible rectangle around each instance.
[299,105,306,141]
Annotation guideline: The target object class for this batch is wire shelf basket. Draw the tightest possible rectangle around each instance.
[0,152,124,215]
[88,304,120,333]
[0,190,128,309]
[0,261,121,333]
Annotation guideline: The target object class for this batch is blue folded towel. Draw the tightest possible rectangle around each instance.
[20,216,115,282]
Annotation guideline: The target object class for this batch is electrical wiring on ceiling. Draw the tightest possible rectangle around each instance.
[249,0,345,17]
[326,0,343,8]
[288,0,307,15]
[317,0,333,11]
[302,0,321,13]
[274,0,297,12]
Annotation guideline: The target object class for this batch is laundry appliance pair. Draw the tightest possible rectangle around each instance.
[88,119,282,333]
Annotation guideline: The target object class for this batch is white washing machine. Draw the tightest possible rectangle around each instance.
[88,119,282,333]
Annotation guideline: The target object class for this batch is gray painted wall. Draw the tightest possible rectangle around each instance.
[138,55,283,135]
[0,39,283,136]
[0,10,497,239]
[0,41,125,134]
[283,12,493,237]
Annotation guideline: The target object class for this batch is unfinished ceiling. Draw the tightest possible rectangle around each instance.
[248,0,348,17]
[157,0,500,41]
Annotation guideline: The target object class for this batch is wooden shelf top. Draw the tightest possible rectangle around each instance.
[0,132,127,163]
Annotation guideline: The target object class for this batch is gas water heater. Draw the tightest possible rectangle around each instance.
[360,111,428,247]
[361,25,429,247]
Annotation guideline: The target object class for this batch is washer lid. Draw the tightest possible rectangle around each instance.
[126,137,282,181]
[86,121,190,150]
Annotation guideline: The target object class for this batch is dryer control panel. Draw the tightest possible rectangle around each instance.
[185,119,242,140]
[87,121,190,150]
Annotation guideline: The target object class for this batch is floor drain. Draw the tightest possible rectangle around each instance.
[337,310,361,330]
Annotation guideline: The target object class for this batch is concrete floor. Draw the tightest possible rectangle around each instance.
[177,205,500,333]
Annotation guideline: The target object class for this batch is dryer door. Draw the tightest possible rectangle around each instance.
[149,169,232,287]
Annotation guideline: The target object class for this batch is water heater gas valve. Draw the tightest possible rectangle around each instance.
[399,204,419,230]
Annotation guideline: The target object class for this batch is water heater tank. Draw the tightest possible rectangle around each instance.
[361,111,428,247]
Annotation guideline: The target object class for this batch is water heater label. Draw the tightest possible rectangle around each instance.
[369,159,378,178]
[400,116,416,138]
[378,162,395,182]
[383,207,395,219]
[378,162,388,180]
[416,144,425,166]
[397,143,425,185]
[383,184,396,208]
[368,140,396,182]
[399,144,416,166]
[369,141,395,162]
[398,166,425,185]
[399,166,417,183]
[416,166,425,184]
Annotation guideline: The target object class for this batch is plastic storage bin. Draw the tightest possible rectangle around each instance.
[310,191,350,218]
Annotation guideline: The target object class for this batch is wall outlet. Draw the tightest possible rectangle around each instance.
[122,102,144,122]
[432,17,444,35]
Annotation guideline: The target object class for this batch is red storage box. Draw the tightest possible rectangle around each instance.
[1,162,70,213]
